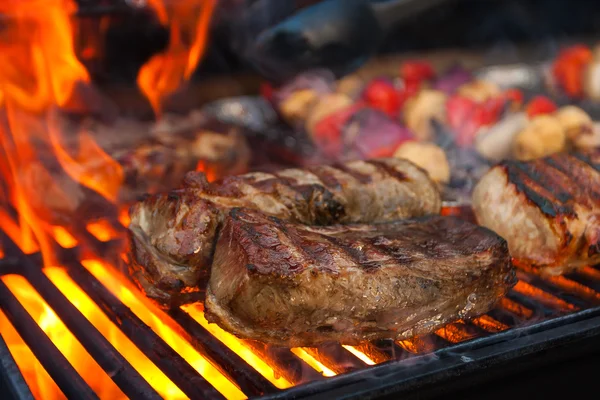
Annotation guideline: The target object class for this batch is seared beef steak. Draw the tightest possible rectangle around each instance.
[129,158,442,308]
[205,209,514,347]
[472,149,600,275]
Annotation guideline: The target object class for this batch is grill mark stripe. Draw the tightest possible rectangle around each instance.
[572,152,600,172]
[271,220,333,273]
[306,166,343,191]
[368,237,417,266]
[538,158,597,208]
[317,234,371,266]
[512,161,573,204]
[345,237,400,272]
[546,155,600,201]
[241,215,307,274]
[332,162,373,184]
[271,170,347,225]
[503,162,574,217]
[366,160,409,182]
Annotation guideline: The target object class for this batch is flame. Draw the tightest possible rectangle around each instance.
[195,160,218,182]
[512,280,577,312]
[290,348,336,377]
[0,310,65,399]
[182,304,293,389]
[51,226,77,248]
[86,220,119,242]
[80,259,246,399]
[0,0,123,265]
[342,345,376,365]
[137,0,216,116]
[434,322,476,343]
[2,274,126,399]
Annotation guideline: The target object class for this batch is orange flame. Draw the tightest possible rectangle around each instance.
[195,160,219,182]
[79,259,247,399]
[137,0,216,116]
[2,274,126,399]
[0,0,123,263]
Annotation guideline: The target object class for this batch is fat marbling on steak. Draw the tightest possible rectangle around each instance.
[205,208,514,347]
[128,158,442,308]
[472,149,600,275]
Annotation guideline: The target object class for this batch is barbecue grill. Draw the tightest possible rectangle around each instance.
[3,1,600,399]
[2,204,600,400]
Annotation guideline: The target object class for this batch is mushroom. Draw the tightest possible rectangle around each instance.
[512,115,567,161]
[393,141,450,184]
[475,112,528,162]
[573,123,600,149]
[583,45,600,101]
[279,89,320,126]
[305,93,354,137]
[555,105,594,142]
[402,89,447,141]
[336,75,365,99]
[456,79,501,102]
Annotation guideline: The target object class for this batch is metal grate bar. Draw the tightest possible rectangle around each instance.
[0,333,34,400]
[64,260,226,400]
[0,280,98,400]
[301,344,367,374]
[242,340,325,384]
[1,238,162,400]
[169,307,278,396]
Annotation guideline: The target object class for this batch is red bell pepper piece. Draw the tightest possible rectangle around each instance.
[400,60,435,85]
[503,88,524,108]
[552,44,592,98]
[525,96,557,118]
[362,79,401,117]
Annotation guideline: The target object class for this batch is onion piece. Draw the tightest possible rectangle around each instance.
[474,112,528,162]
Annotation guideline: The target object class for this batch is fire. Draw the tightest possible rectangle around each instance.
[137,0,217,116]
[290,348,336,377]
[182,304,293,389]
[79,259,246,399]
[196,160,219,182]
[2,274,126,399]
[0,0,123,265]
[342,345,376,365]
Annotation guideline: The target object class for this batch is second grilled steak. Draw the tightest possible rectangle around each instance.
[473,150,600,275]
[205,209,514,347]
[129,158,442,308]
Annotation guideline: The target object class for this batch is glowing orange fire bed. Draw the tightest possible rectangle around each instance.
[1,1,600,400]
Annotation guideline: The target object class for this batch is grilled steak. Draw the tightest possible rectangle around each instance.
[472,149,600,275]
[128,158,442,308]
[205,208,514,347]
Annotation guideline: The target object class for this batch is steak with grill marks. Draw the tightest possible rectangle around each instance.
[204,208,514,347]
[472,149,600,275]
[128,158,442,308]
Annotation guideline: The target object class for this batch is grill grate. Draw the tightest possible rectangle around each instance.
[2,215,600,400]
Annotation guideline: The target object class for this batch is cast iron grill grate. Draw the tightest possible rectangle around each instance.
[1,210,600,400]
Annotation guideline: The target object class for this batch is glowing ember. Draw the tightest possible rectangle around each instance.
[86,220,119,242]
[183,304,293,389]
[137,0,217,116]
[80,259,246,399]
[51,226,77,249]
[342,345,376,366]
[0,310,67,399]
[195,160,219,182]
[2,274,126,399]
[290,348,337,377]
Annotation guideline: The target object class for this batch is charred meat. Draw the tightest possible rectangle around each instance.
[205,209,514,347]
[472,149,600,275]
[128,158,441,308]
